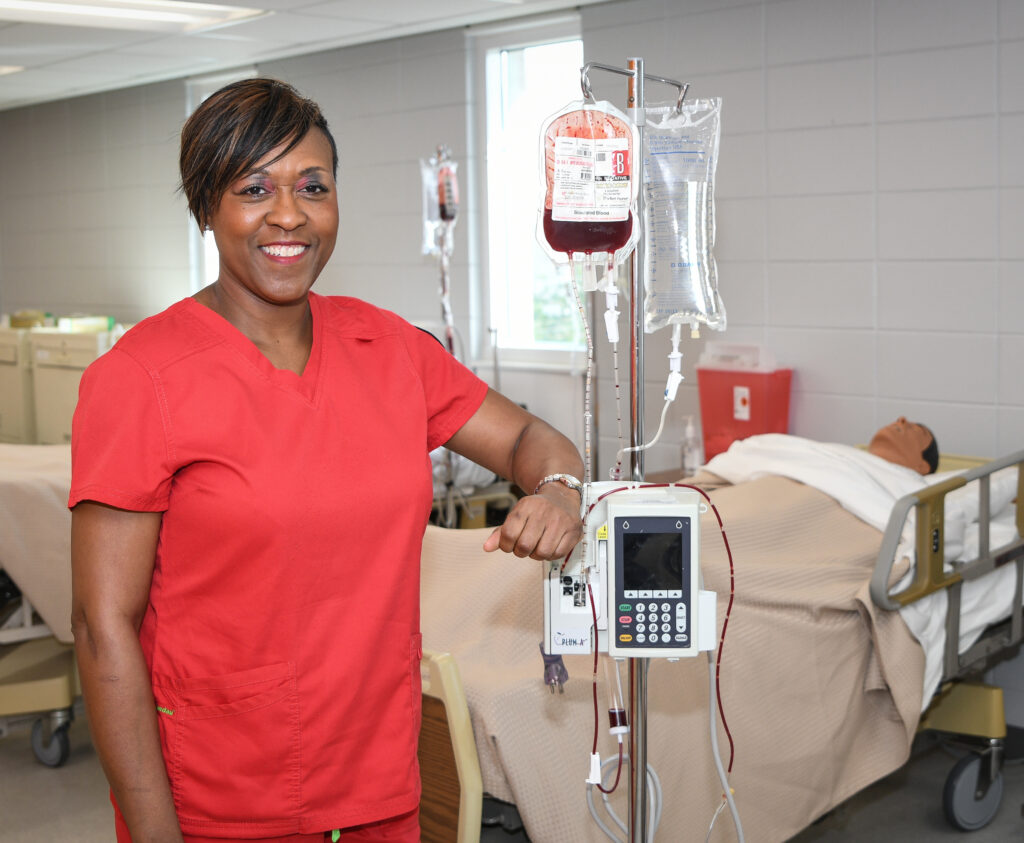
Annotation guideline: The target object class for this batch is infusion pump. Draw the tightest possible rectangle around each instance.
[544,483,718,659]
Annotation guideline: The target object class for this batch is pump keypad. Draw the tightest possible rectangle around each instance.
[618,601,688,646]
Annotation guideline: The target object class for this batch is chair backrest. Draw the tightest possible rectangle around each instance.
[419,649,483,843]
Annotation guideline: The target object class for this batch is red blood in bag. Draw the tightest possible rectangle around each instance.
[542,208,633,254]
[438,165,458,221]
[543,106,635,256]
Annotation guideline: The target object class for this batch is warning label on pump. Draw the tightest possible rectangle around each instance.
[551,137,631,222]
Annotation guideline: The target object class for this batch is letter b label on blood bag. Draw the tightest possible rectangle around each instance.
[612,150,629,177]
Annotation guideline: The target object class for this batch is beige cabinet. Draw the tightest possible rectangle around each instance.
[29,330,115,445]
[0,329,37,443]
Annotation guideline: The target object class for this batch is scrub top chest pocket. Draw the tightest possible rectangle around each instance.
[156,662,302,831]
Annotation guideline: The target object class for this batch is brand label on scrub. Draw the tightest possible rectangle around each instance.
[551,137,631,222]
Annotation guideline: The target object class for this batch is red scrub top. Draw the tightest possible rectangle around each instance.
[69,293,488,838]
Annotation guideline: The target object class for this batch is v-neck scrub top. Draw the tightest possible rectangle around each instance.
[69,293,489,839]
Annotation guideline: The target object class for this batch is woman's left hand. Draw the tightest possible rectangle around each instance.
[483,483,583,560]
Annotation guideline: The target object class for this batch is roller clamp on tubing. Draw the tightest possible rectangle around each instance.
[535,473,584,498]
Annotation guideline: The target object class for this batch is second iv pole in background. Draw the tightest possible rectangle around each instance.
[422,145,461,527]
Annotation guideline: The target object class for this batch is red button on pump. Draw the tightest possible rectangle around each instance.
[619,615,632,624]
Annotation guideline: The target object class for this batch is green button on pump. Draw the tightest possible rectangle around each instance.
[619,603,632,612]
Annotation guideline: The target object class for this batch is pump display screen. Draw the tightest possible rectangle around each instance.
[622,531,685,590]
[607,504,700,656]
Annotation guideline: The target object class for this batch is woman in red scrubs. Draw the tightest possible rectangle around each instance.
[69,78,584,843]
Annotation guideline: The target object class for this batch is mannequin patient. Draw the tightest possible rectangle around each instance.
[868,417,939,475]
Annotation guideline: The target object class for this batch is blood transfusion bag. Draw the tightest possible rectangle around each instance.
[538,101,640,269]
[421,148,458,257]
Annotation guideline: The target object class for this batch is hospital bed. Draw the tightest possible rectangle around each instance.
[0,443,77,766]
[418,440,1024,842]
[870,449,1024,830]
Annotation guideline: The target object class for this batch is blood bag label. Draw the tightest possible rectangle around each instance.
[551,137,631,222]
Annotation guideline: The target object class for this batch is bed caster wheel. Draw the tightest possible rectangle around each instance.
[31,718,70,767]
[942,752,1003,831]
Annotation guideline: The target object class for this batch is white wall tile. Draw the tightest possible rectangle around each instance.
[878,190,998,260]
[766,59,874,130]
[692,69,765,134]
[763,327,877,395]
[878,261,998,331]
[582,21,668,80]
[999,261,1024,330]
[999,334,1024,404]
[997,407,1024,455]
[878,117,997,190]
[766,261,875,328]
[716,132,765,198]
[400,49,467,110]
[878,332,998,402]
[876,0,997,54]
[765,0,873,66]
[582,0,668,29]
[1000,113,1024,184]
[1000,188,1024,258]
[717,260,765,326]
[663,4,763,74]
[877,45,997,122]
[717,197,767,261]
[1000,38,1024,112]
[1000,0,1024,41]
[767,126,874,195]
[767,194,874,261]
[786,392,876,444]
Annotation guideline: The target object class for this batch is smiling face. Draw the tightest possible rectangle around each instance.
[209,128,338,308]
[868,416,936,474]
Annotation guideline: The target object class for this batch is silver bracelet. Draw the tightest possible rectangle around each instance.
[534,473,583,497]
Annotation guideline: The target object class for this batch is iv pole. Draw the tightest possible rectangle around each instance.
[626,57,648,843]
[580,56,690,843]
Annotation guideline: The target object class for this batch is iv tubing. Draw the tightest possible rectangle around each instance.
[614,396,672,469]
[707,650,744,842]
[569,259,595,489]
[587,755,662,843]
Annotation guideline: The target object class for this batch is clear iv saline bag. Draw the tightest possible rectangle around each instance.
[643,98,725,334]
[538,101,640,271]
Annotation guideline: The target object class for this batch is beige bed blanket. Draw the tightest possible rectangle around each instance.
[419,474,926,843]
[0,444,73,643]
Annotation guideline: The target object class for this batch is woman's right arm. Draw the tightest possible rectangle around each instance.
[71,501,184,843]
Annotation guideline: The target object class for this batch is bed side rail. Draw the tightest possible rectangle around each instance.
[870,449,1024,613]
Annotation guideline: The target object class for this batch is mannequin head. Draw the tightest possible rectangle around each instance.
[868,417,938,474]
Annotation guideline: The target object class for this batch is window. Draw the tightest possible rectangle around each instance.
[477,22,585,358]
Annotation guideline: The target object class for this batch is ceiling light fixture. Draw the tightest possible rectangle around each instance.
[0,0,267,33]
[0,65,24,75]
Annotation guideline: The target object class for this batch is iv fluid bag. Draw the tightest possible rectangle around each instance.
[538,101,640,268]
[643,98,725,334]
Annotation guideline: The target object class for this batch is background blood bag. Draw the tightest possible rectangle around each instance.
[421,147,458,257]
[642,98,725,334]
[537,100,640,270]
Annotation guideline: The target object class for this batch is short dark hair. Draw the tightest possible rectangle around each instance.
[179,77,338,231]
[921,427,939,474]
